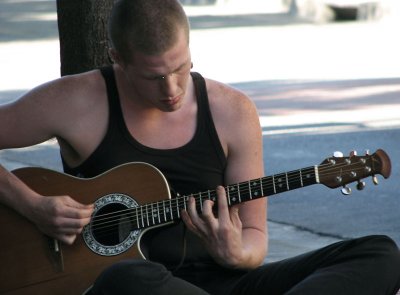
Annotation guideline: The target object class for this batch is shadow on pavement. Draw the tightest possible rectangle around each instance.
[233,77,400,116]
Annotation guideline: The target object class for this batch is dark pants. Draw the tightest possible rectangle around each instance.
[91,235,400,295]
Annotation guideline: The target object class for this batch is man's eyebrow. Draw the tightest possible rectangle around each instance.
[173,59,190,72]
[143,58,190,79]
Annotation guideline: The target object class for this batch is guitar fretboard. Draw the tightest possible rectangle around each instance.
[128,166,318,230]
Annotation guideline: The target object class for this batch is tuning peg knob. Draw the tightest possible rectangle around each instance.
[341,185,352,195]
[350,150,358,157]
[372,175,379,185]
[356,181,366,190]
[333,151,343,158]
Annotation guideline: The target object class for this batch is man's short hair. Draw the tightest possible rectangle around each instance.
[108,0,190,63]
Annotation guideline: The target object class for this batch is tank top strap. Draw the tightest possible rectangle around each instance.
[190,72,226,167]
[190,71,208,119]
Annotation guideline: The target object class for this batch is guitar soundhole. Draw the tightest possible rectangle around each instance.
[91,203,131,246]
[83,193,140,256]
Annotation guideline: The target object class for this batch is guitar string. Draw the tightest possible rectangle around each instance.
[90,162,370,230]
[87,162,374,238]
[90,162,370,229]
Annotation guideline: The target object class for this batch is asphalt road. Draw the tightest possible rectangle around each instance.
[264,125,400,242]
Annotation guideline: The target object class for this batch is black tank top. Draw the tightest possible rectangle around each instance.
[62,67,227,268]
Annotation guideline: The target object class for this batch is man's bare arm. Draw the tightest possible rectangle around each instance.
[182,80,267,269]
[0,78,96,244]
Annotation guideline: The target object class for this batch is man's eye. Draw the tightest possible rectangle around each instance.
[145,75,163,81]
[155,75,168,81]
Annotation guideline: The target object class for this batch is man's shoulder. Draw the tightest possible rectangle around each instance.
[203,77,259,133]
[203,77,255,112]
[57,69,104,94]
[39,69,106,106]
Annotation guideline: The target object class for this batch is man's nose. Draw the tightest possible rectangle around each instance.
[161,74,178,97]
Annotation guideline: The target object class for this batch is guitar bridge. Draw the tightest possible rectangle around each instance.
[48,238,65,272]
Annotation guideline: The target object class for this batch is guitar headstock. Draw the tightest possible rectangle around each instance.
[318,149,391,194]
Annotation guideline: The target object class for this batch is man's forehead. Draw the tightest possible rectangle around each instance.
[130,37,190,70]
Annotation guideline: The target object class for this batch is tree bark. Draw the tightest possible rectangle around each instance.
[56,0,114,76]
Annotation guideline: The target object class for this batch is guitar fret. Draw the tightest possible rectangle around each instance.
[248,181,252,200]
[176,198,180,218]
[199,192,205,213]
[170,198,175,219]
[300,169,304,187]
[145,204,150,227]
[156,202,161,224]
[140,206,144,228]
[151,203,155,226]
[237,184,241,203]
[183,196,187,211]
[285,172,289,190]
[314,165,320,184]
[135,207,140,229]
[272,175,276,194]
[169,199,173,220]
[260,177,264,196]
[199,192,204,212]
[260,176,273,196]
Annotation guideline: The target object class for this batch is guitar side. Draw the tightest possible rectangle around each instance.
[0,162,171,295]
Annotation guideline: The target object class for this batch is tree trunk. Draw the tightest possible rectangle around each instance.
[56,0,114,76]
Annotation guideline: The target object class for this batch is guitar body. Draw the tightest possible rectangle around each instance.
[0,162,171,295]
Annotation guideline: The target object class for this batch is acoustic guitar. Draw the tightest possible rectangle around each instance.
[0,149,391,294]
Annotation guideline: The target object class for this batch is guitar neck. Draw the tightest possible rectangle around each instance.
[224,165,318,204]
[131,166,318,230]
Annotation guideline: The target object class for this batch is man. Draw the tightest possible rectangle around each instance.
[0,0,399,294]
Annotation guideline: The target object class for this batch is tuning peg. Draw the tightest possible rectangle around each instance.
[333,151,343,158]
[356,181,366,190]
[350,150,358,157]
[372,175,379,185]
[341,185,352,195]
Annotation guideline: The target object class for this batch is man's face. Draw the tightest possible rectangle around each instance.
[120,30,192,112]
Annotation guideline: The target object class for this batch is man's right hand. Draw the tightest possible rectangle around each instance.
[28,195,94,245]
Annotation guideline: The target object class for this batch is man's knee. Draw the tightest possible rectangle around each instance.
[355,235,400,277]
[375,235,400,260]
[363,235,399,254]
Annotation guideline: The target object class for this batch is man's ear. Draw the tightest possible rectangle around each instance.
[108,48,122,65]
